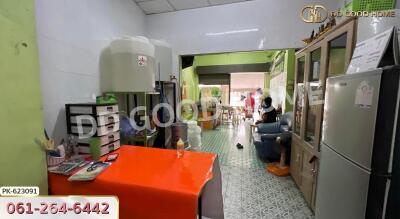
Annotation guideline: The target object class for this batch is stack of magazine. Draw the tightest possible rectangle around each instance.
[68,161,111,181]
[48,159,111,181]
[48,159,88,175]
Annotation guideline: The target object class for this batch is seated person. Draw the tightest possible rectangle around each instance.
[256,97,277,124]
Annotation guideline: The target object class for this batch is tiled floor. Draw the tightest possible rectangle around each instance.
[198,124,314,219]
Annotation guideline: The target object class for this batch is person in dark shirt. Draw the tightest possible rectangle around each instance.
[256,97,277,124]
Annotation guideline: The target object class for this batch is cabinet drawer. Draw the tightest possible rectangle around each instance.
[79,140,120,156]
[77,131,120,146]
[71,123,120,137]
[69,104,118,116]
[97,123,120,136]
[70,114,120,126]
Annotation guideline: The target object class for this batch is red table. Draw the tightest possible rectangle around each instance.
[48,146,224,219]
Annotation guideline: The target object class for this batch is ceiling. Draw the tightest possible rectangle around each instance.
[134,0,254,15]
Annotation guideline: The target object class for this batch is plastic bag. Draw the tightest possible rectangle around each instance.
[186,121,202,150]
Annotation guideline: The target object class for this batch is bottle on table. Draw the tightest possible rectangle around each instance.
[176,138,185,158]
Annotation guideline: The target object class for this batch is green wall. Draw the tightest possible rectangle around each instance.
[180,50,279,106]
[0,0,48,194]
[345,0,396,12]
[181,66,200,101]
[181,51,277,102]
[268,49,295,113]
[264,73,271,92]
[285,49,295,112]
[193,51,275,66]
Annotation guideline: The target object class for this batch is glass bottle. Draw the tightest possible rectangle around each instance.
[176,138,185,158]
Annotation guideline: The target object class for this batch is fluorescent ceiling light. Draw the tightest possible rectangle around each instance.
[206,28,259,36]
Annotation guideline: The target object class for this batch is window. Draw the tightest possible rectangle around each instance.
[294,56,305,136]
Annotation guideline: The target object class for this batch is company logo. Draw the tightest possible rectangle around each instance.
[330,10,396,18]
[301,5,328,23]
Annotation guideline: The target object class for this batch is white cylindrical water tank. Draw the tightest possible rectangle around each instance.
[150,39,173,82]
[109,36,155,92]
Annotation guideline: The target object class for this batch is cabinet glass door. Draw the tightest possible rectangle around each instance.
[294,56,305,136]
[305,48,323,146]
[327,33,348,77]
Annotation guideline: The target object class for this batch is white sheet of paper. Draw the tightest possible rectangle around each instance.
[355,81,374,107]
[347,27,394,74]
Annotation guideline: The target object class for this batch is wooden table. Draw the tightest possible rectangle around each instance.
[48,146,224,219]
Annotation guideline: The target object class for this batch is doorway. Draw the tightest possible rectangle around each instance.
[178,49,313,218]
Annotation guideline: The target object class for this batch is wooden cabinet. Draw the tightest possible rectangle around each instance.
[290,137,303,186]
[290,18,357,211]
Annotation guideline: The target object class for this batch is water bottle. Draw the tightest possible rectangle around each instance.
[176,138,185,158]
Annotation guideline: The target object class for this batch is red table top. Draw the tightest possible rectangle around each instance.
[48,146,217,219]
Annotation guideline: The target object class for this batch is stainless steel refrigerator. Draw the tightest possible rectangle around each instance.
[315,66,400,219]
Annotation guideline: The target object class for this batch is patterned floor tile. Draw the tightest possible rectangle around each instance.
[198,124,313,219]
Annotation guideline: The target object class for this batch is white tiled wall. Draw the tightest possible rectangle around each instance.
[34,0,365,142]
[35,0,146,142]
[145,0,340,77]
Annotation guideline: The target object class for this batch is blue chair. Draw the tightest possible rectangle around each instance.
[253,112,293,162]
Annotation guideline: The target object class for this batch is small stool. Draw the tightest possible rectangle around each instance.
[266,136,290,176]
